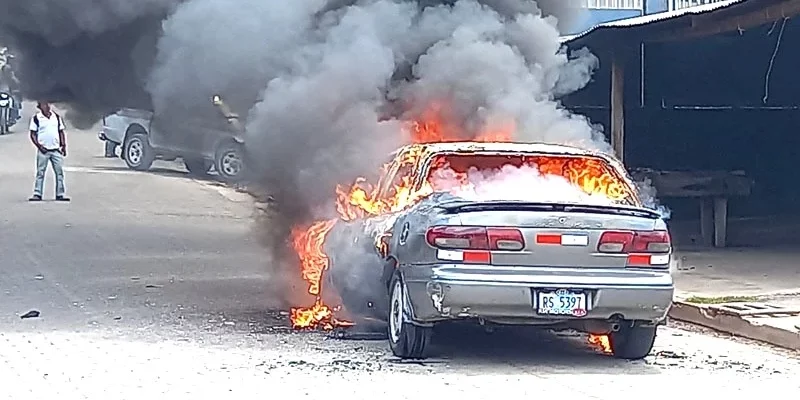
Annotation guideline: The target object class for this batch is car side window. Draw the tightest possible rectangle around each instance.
[378,161,414,203]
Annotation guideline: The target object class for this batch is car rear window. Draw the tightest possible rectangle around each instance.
[423,153,637,206]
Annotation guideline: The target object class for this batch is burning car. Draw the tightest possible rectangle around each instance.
[292,141,673,360]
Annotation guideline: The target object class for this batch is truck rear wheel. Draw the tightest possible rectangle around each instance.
[123,132,154,171]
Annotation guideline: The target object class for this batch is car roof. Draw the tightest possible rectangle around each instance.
[393,141,610,158]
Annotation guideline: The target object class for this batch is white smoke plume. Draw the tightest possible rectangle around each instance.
[228,0,605,224]
[635,178,673,220]
[429,164,618,206]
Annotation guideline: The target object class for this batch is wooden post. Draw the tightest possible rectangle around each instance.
[713,197,728,248]
[610,53,625,162]
[700,198,714,247]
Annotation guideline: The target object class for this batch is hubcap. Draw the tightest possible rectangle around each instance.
[127,140,142,165]
[389,280,403,343]
[220,150,241,176]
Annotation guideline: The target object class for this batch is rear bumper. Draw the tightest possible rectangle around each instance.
[403,264,673,324]
[98,126,123,144]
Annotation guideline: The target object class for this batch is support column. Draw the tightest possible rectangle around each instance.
[700,198,714,247]
[713,197,728,248]
[610,53,625,162]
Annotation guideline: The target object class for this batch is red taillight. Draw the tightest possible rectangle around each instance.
[597,231,634,253]
[487,228,525,250]
[632,231,672,253]
[598,230,671,268]
[597,230,670,254]
[426,226,488,249]
[425,226,525,251]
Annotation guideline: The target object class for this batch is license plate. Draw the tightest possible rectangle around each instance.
[536,289,587,317]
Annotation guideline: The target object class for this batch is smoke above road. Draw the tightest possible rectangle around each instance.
[0,0,179,127]
[146,0,605,308]
[3,1,652,308]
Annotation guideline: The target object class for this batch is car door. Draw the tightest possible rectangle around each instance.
[147,113,181,152]
[366,151,421,256]
[181,110,233,159]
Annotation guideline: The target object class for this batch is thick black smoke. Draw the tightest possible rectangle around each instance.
[0,0,179,128]
[1,1,604,308]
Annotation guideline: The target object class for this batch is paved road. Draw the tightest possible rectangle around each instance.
[1,104,799,399]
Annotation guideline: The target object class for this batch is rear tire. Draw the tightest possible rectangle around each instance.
[609,323,657,360]
[123,132,154,171]
[388,272,432,359]
[184,157,211,176]
[0,107,8,135]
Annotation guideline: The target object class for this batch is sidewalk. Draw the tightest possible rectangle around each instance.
[670,245,800,351]
[673,246,800,298]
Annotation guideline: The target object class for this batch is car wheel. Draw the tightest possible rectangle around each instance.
[609,323,657,360]
[123,133,154,171]
[388,271,432,359]
[214,142,246,183]
[184,157,211,176]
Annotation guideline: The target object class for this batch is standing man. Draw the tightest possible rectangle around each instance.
[29,101,69,202]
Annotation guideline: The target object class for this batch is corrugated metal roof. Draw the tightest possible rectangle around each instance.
[560,0,749,44]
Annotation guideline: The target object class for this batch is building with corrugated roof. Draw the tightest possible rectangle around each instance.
[560,0,800,249]
[566,0,733,34]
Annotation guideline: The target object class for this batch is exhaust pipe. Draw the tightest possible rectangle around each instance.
[610,323,621,332]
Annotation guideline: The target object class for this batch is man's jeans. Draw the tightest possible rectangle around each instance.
[33,149,65,197]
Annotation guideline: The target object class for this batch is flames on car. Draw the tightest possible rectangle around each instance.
[288,103,629,354]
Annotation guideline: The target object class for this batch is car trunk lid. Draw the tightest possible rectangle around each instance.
[430,201,668,269]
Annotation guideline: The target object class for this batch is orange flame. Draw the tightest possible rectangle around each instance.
[588,334,613,354]
[407,102,513,143]
[288,104,631,329]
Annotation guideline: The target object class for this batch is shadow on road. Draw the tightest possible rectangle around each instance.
[88,164,199,179]
[425,324,639,370]
[88,164,252,188]
[245,317,659,373]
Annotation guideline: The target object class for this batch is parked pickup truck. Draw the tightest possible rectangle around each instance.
[99,107,247,183]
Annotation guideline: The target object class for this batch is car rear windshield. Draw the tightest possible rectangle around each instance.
[423,153,637,206]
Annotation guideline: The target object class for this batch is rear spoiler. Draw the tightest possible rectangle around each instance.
[436,200,662,219]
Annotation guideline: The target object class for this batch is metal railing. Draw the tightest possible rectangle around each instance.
[668,0,729,11]
[585,0,644,9]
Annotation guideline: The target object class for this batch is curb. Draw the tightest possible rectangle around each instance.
[669,301,800,351]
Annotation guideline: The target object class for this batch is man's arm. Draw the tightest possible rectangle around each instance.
[28,117,45,153]
[58,115,66,156]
